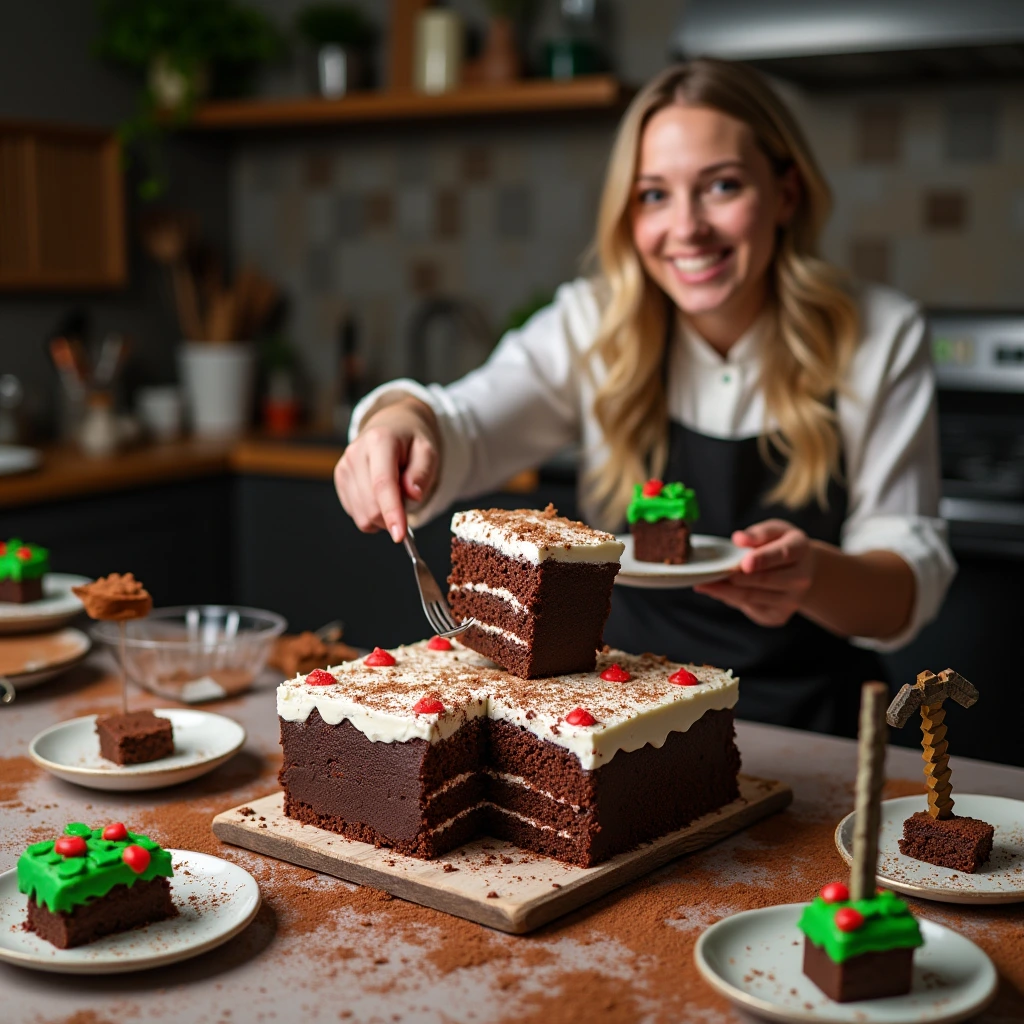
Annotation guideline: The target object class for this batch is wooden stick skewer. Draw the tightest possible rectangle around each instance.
[850,681,889,902]
[119,620,128,716]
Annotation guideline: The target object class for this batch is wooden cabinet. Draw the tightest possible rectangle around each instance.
[0,121,126,290]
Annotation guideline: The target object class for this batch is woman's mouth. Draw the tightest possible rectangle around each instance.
[669,248,733,283]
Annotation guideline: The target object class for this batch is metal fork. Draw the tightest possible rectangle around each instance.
[403,525,475,638]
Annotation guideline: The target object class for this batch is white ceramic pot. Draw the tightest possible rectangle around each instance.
[178,343,255,439]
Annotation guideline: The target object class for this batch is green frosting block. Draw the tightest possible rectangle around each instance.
[626,482,699,525]
[797,890,924,964]
[0,538,49,582]
[17,823,174,914]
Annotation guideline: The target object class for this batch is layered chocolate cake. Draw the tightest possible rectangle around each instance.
[0,538,48,603]
[798,884,923,1002]
[447,506,624,678]
[278,641,740,867]
[18,822,176,948]
[627,481,699,564]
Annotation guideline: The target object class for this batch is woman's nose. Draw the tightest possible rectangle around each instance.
[669,196,708,241]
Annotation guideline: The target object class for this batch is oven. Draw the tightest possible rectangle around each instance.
[881,313,1024,766]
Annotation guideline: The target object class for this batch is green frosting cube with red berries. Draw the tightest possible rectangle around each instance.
[17,823,174,913]
[797,887,923,963]
[626,481,699,525]
[0,539,48,582]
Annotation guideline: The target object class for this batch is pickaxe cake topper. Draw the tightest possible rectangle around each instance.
[886,668,994,872]
[886,668,979,820]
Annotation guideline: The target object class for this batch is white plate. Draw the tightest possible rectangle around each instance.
[0,627,91,691]
[695,902,997,1024]
[613,533,744,589]
[0,850,260,974]
[835,794,1024,904]
[29,708,247,791]
[0,573,90,635]
[0,445,41,476]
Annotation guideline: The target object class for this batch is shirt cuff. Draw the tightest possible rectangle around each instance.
[348,378,469,528]
[842,515,958,652]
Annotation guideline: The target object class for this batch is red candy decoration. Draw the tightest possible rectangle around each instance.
[16,546,32,560]
[428,636,453,651]
[820,881,850,903]
[364,647,396,667]
[565,707,596,727]
[306,669,336,686]
[122,844,151,874]
[0,542,6,555]
[413,697,445,716]
[669,668,699,687]
[102,822,128,842]
[834,907,865,932]
[600,663,631,683]
[55,835,87,857]
[642,479,663,498]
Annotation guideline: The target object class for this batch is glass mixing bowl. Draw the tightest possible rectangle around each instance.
[92,605,287,702]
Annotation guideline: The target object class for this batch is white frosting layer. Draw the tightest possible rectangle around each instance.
[469,620,528,647]
[277,641,738,771]
[451,509,624,565]
[450,581,526,614]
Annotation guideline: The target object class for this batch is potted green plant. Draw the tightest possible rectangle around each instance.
[94,0,285,198]
[295,4,378,97]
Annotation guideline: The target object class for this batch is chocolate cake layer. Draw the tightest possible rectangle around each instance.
[95,710,174,765]
[26,877,176,949]
[449,538,619,678]
[898,811,994,872]
[279,706,740,867]
[631,520,691,564]
[0,578,43,603]
[803,939,914,1002]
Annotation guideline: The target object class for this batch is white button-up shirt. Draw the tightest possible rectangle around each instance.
[351,278,956,652]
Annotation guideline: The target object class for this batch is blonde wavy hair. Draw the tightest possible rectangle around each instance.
[586,59,858,529]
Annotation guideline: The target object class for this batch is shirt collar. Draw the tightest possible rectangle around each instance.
[677,310,770,367]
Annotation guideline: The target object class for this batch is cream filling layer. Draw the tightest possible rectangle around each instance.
[468,620,528,647]
[485,769,582,813]
[449,582,527,615]
[428,800,575,841]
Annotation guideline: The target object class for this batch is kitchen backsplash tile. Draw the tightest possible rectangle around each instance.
[235,84,1024,411]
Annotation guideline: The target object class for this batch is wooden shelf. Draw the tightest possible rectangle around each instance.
[188,76,629,130]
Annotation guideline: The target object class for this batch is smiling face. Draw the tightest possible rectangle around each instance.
[630,104,799,352]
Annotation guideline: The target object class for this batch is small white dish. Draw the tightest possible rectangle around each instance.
[695,902,997,1024]
[29,708,246,791]
[613,533,744,589]
[0,445,41,476]
[0,573,90,635]
[836,794,1024,904]
[0,850,260,974]
[0,627,91,691]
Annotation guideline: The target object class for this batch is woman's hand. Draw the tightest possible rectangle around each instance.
[693,519,817,627]
[334,397,440,542]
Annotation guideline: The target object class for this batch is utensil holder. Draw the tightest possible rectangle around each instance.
[178,342,255,439]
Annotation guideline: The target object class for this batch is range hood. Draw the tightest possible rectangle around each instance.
[673,0,1024,87]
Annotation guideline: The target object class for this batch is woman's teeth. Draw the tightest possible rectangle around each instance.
[673,252,727,273]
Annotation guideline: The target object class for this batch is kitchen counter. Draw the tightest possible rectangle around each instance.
[1,659,1022,1023]
[0,438,346,510]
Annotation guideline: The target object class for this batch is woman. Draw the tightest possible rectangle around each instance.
[334,59,955,736]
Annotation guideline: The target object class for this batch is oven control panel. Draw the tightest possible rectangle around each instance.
[930,314,1024,392]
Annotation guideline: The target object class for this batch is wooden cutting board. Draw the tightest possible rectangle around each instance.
[212,774,792,934]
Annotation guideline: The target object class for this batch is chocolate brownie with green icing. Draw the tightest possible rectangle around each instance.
[798,883,923,1001]
[0,538,49,604]
[18,822,176,948]
[626,481,700,564]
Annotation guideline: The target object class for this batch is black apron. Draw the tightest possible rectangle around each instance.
[604,419,885,737]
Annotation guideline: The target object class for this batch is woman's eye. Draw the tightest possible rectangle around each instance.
[636,187,667,205]
[707,177,742,197]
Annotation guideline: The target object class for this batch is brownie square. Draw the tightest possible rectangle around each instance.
[95,710,174,765]
[898,811,994,872]
[630,520,691,564]
[0,577,44,603]
[803,938,914,1002]
[27,878,176,948]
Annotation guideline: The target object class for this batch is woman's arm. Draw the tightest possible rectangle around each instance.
[694,521,915,639]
